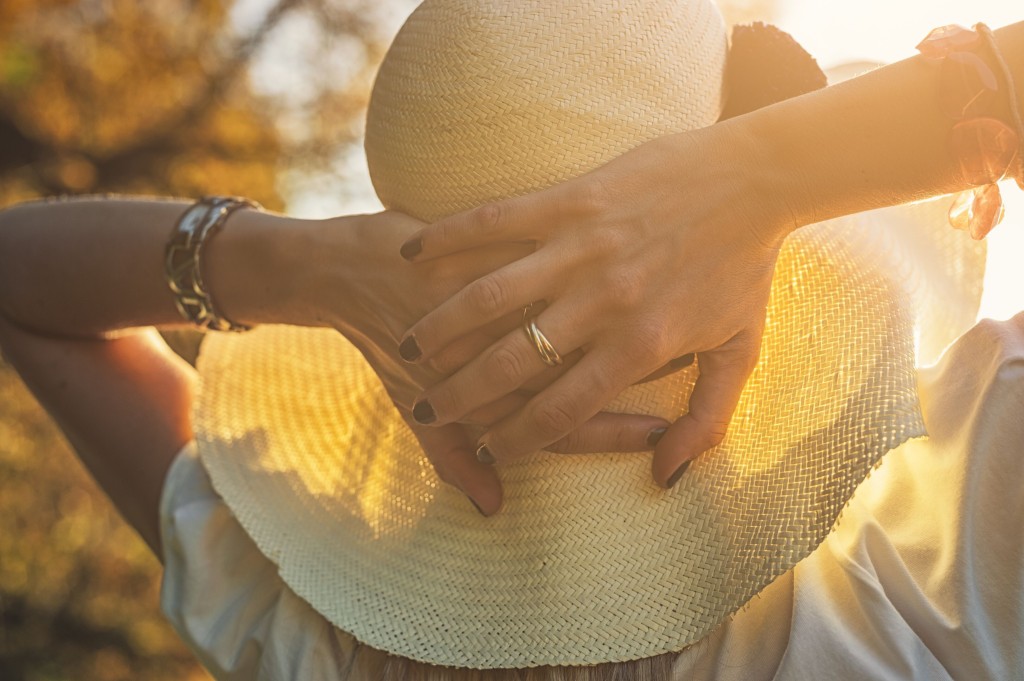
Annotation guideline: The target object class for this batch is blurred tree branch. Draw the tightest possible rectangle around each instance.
[94,0,305,175]
[0,0,389,209]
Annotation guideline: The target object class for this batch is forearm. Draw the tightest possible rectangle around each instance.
[751,21,1024,237]
[0,196,357,553]
[0,196,328,338]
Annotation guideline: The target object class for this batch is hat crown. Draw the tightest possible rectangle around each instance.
[365,0,727,221]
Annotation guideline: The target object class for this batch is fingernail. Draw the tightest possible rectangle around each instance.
[671,353,696,369]
[666,461,691,489]
[412,399,436,425]
[399,336,422,362]
[400,236,423,261]
[467,495,488,517]
[646,427,668,448]
[476,444,495,465]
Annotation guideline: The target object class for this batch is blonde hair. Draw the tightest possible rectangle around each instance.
[346,646,679,681]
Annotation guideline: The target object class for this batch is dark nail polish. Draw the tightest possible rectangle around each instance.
[399,336,422,362]
[646,427,668,448]
[666,461,691,489]
[670,353,696,369]
[412,399,436,424]
[400,236,423,260]
[467,495,488,517]
[476,444,495,465]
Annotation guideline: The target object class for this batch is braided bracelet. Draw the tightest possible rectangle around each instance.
[165,196,262,332]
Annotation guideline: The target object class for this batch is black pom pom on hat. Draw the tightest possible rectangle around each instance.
[719,22,828,121]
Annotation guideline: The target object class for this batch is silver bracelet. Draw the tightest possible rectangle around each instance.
[165,196,262,332]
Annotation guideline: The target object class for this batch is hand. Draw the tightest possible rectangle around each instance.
[295,210,670,511]
[396,121,794,487]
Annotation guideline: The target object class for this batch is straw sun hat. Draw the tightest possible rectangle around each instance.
[193,0,985,669]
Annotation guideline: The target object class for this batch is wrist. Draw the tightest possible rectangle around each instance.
[710,112,807,247]
[203,209,335,328]
[743,100,821,238]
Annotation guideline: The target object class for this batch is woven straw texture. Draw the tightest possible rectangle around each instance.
[194,0,985,669]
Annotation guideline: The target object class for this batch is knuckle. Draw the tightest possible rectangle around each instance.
[426,258,460,290]
[468,275,509,316]
[430,219,456,249]
[702,422,730,450]
[574,178,612,216]
[474,203,503,232]
[430,384,463,420]
[585,363,617,397]
[531,395,579,437]
[601,264,645,309]
[427,348,463,376]
[546,430,582,454]
[630,321,671,362]
[588,226,629,255]
[464,403,502,428]
[487,344,526,386]
[691,414,731,450]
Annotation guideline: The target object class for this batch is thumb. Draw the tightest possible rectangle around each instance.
[651,335,760,487]
[409,421,503,516]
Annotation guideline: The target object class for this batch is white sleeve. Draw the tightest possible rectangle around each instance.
[776,314,1024,681]
[158,442,360,681]
[893,314,1024,680]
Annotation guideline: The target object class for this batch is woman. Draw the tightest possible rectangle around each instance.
[0,1,1020,679]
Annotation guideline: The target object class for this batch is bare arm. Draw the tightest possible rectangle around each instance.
[398,21,1024,486]
[759,21,1024,234]
[0,198,311,555]
[0,198,310,337]
[0,197,668,552]
[0,319,193,557]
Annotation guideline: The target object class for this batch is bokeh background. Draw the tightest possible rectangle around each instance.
[0,0,1020,679]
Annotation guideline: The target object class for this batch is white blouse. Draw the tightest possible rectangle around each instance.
[159,314,1024,680]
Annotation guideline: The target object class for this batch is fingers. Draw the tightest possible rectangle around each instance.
[412,302,586,427]
[462,392,531,427]
[651,336,761,488]
[408,421,503,516]
[402,250,562,362]
[476,346,645,463]
[426,323,582,393]
[425,330,506,377]
[399,186,571,262]
[545,412,670,454]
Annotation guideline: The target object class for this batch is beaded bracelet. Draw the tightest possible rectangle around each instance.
[165,196,262,332]
[917,23,1023,240]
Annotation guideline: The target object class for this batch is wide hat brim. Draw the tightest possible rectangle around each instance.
[194,198,983,668]
[195,0,986,668]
